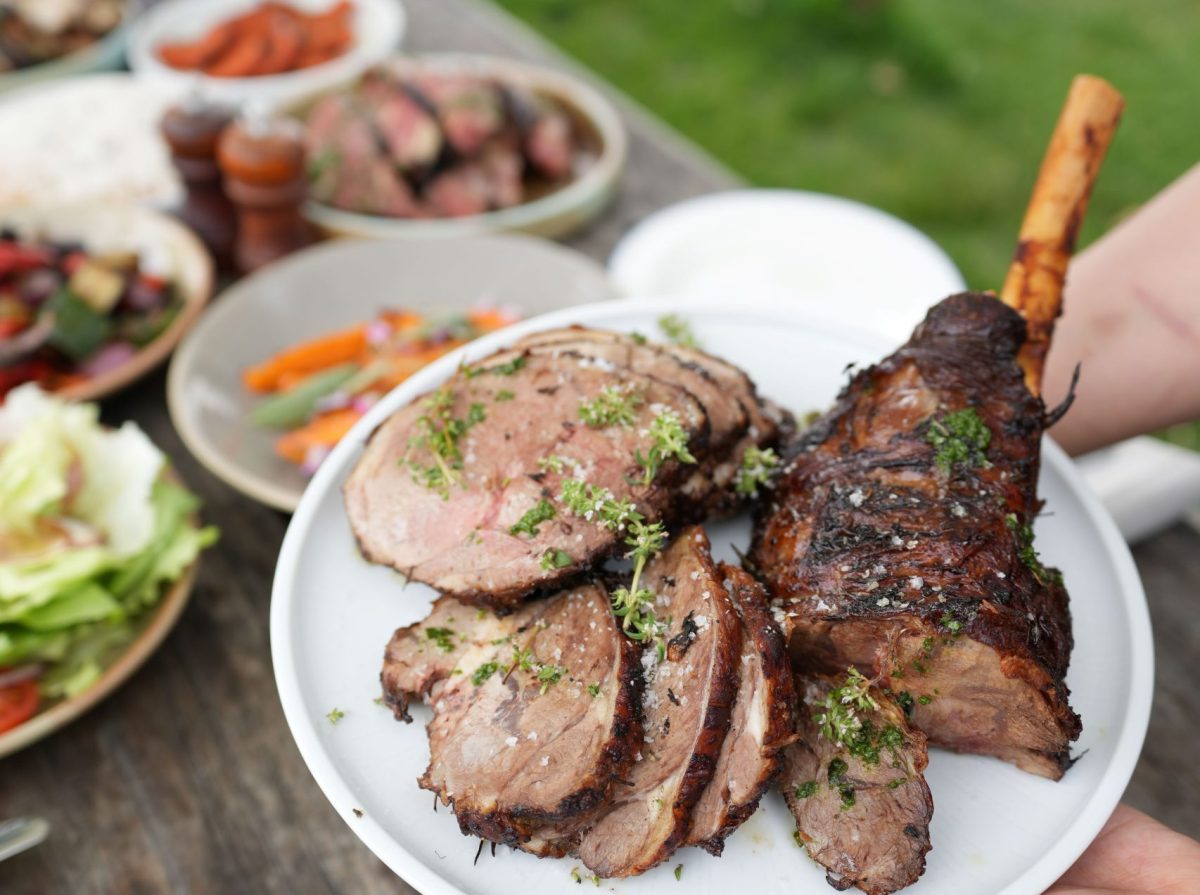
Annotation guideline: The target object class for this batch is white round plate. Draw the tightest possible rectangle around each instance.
[127,0,405,106]
[168,234,612,512]
[608,191,967,343]
[271,300,1152,895]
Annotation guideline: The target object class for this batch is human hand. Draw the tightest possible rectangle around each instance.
[1046,804,1200,894]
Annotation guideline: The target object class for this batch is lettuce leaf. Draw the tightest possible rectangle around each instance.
[0,387,218,701]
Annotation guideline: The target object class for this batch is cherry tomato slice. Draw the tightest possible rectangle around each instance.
[0,679,39,734]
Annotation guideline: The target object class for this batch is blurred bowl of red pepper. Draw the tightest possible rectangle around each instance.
[0,204,214,403]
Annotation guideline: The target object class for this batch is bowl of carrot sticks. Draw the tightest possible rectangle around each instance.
[127,0,404,105]
[166,234,612,511]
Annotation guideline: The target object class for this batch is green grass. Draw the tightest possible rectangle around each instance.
[496,0,1200,448]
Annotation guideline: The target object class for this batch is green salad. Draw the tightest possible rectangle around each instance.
[0,385,217,705]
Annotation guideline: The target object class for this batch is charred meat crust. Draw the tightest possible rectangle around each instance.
[688,562,797,856]
[752,292,1080,776]
[576,527,741,878]
[781,676,933,895]
[381,586,644,849]
[445,629,645,847]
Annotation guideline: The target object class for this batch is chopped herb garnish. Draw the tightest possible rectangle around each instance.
[538,454,568,474]
[326,708,345,725]
[840,788,857,810]
[610,518,668,644]
[922,636,935,656]
[467,355,527,378]
[674,864,683,881]
[579,385,643,428]
[888,778,907,790]
[537,664,566,694]
[406,387,485,498]
[510,645,537,674]
[636,410,697,485]
[630,331,648,345]
[918,694,933,705]
[794,780,818,799]
[938,612,962,634]
[471,662,499,686]
[426,627,457,653]
[734,445,780,496]
[926,407,991,474]
[793,829,805,848]
[814,669,906,766]
[1006,513,1063,585]
[559,479,638,531]
[658,313,699,348]
[895,691,915,715]
[587,683,601,697]
[495,389,515,402]
[539,548,572,571]
[510,498,556,537]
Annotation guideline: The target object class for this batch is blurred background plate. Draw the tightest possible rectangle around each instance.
[292,53,627,241]
[167,233,613,512]
[0,203,214,402]
[608,189,966,343]
[0,73,183,208]
[127,0,406,106]
[0,13,126,96]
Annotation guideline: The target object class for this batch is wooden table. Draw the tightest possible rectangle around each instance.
[2,1,1196,891]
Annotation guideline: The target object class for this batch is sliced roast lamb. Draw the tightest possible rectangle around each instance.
[781,673,933,895]
[513,327,789,516]
[576,527,740,877]
[345,348,710,610]
[686,562,795,855]
[380,583,642,850]
[752,294,1080,778]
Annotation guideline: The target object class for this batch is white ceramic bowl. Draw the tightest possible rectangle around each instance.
[609,190,967,344]
[127,0,405,106]
[167,234,613,512]
[270,300,1153,895]
[293,53,627,241]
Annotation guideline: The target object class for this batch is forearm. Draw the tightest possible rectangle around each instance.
[1043,163,1200,455]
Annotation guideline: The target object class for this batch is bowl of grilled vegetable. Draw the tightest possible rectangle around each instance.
[290,54,627,240]
[0,204,214,402]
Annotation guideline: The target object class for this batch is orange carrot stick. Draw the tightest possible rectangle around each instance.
[243,324,368,393]
[275,407,361,463]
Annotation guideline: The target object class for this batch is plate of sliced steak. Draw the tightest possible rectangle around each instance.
[272,300,1151,895]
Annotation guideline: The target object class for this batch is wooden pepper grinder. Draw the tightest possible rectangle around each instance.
[217,104,315,274]
[160,96,238,272]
